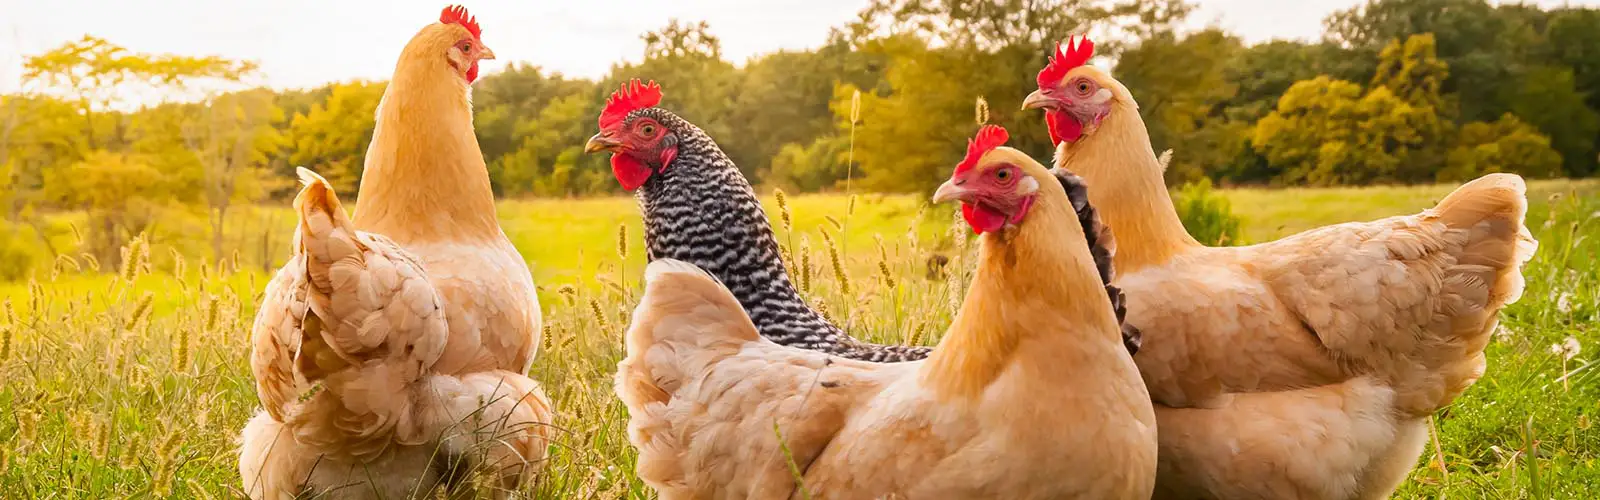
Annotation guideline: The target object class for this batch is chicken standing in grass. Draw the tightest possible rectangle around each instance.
[614,125,1157,499]
[240,169,550,498]
[583,79,932,362]
[1024,36,1537,499]
[238,6,551,498]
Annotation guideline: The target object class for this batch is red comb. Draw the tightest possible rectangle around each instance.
[955,124,1010,175]
[599,79,664,130]
[440,5,482,40]
[1036,35,1095,88]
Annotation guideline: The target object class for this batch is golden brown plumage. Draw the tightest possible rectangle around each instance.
[354,8,539,376]
[239,169,551,499]
[1028,59,1537,498]
[614,134,1157,499]
[239,7,551,497]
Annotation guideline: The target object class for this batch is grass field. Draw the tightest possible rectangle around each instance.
[1,180,1597,498]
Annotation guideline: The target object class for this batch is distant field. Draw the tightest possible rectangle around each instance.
[1,180,1596,498]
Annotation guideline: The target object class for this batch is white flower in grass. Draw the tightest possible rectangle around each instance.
[1550,336,1581,361]
[1556,291,1573,314]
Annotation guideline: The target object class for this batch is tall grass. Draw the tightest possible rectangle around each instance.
[0,182,1596,498]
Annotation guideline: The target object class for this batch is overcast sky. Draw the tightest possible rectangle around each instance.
[1,0,1595,95]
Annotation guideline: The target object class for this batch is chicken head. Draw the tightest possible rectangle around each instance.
[584,79,680,191]
[933,124,1046,234]
[437,5,495,83]
[1021,36,1128,145]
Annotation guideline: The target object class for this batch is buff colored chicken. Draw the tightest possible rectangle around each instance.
[615,125,1156,499]
[1024,36,1537,499]
[239,169,549,498]
[238,6,550,498]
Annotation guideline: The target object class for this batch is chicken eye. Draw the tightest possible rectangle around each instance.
[995,169,1011,181]
[460,42,473,52]
[640,124,657,136]
[1075,81,1092,94]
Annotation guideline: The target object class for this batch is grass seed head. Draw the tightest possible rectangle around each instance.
[799,240,813,294]
[175,327,193,372]
[775,188,793,234]
[616,223,629,259]
[0,325,11,363]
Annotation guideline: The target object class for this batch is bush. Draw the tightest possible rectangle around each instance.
[1172,178,1243,246]
[0,223,44,281]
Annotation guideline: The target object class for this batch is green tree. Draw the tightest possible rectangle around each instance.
[22,35,256,150]
[1252,77,1445,186]
[286,81,386,194]
[1441,113,1562,182]
[1500,66,1600,177]
[1367,33,1453,179]
[191,89,287,258]
[1324,0,1541,122]
[1114,29,1244,184]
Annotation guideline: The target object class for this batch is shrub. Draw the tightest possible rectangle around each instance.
[1172,178,1243,246]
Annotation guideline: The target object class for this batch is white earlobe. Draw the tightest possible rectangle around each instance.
[1019,176,1040,196]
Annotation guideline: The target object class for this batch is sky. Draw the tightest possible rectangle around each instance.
[1,0,1595,95]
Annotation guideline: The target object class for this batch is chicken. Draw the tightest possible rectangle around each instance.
[352,5,541,377]
[238,6,552,497]
[582,80,930,362]
[614,125,1157,499]
[239,168,551,499]
[1023,36,1538,498]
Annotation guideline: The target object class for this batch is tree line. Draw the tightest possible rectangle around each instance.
[3,0,1599,274]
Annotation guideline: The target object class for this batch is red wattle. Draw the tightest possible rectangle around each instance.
[961,203,1007,234]
[466,62,480,83]
[611,154,653,191]
[1047,110,1083,144]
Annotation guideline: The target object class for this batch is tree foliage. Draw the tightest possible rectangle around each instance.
[4,0,1600,270]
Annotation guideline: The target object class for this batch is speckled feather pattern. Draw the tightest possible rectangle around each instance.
[627,108,929,362]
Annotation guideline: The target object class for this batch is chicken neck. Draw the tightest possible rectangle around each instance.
[630,110,930,363]
[922,189,1124,400]
[1055,102,1197,272]
[353,52,500,244]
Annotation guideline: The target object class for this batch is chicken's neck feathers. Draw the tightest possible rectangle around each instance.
[631,112,930,363]
[922,190,1122,400]
[1056,102,1197,271]
[353,50,499,245]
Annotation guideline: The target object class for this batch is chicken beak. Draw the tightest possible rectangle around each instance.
[1020,89,1056,111]
[584,133,623,154]
[478,44,497,61]
[932,178,974,204]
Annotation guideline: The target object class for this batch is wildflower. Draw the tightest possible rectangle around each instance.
[1556,291,1573,314]
[1551,336,1582,361]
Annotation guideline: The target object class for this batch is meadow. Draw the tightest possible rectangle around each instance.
[0,180,1596,498]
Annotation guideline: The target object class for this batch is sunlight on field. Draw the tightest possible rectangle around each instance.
[1,182,1597,497]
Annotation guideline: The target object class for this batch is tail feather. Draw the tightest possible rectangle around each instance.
[1398,173,1537,415]
[615,259,761,492]
[1432,173,1537,307]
